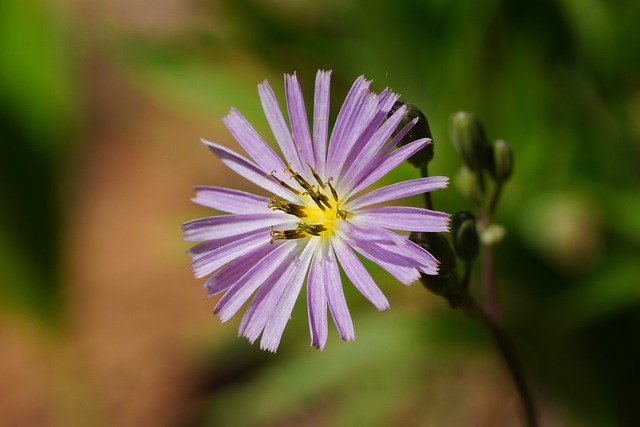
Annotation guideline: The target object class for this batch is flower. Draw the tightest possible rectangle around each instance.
[183,70,450,352]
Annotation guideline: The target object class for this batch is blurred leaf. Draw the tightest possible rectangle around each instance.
[195,311,483,427]
[0,0,79,320]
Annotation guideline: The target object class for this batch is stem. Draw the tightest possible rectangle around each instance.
[482,241,499,321]
[488,181,503,218]
[462,295,538,427]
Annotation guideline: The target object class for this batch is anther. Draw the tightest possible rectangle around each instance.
[326,178,339,202]
[267,171,302,195]
[268,196,306,218]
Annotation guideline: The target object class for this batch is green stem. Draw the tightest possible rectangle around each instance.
[482,241,499,321]
[462,295,538,427]
[488,181,503,218]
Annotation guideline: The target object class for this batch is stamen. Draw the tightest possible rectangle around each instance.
[326,178,339,202]
[284,164,315,194]
[297,223,327,236]
[306,162,325,188]
[268,196,306,218]
[267,171,302,196]
[269,226,307,244]
[269,223,327,243]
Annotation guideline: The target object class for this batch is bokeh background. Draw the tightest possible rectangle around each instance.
[1,0,639,426]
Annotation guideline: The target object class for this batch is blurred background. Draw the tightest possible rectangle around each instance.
[1,0,639,426]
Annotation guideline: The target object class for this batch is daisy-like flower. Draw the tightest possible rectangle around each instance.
[183,70,450,352]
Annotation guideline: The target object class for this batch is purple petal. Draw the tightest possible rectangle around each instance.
[258,80,306,173]
[325,241,355,341]
[349,242,420,285]
[285,73,315,167]
[307,243,328,350]
[347,176,449,210]
[338,117,417,194]
[214,240,300,322]
[325,76,371,175]
[204,244,274,296]
[182,213,295,242]
[339,101,405,187]
[189,229,272,278]
[238,245,302,344]
[312,70,331,176]
[260,239,318,352]
[222,108,286,172]
[341,220,406,245]
[355,206,450,233]
[344,138,430,198]
[328,91,380,179]
[344,223,439,274]
[202,139,297,200]
[192,186,272,213]
[331,238,390,311]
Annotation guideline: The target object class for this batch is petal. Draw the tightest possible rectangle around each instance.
[331,238,390,311]
[347,176,449,210]
[192,186,272,214]
[312,70,331,176]
[307,242,328,350]
[355,206,450,233]
[189,229,272,278]
[222,108,286,172]
[338,116,417,194]
[347,238,423,285]
[182,213,295,242]
[343,223,439,274]
[326,76,372,175]
[329,91,380,179]
[238,245,302,344]
[204,244,274,296]
[258,80,306,173]
[341,220,406,245]
[285,73,315,167]
[260,239,318,352]
[214,240,299,321]
[202,139,297,200]
[339,100,405,188]
[325,241,355,341]
[344,138,430,198]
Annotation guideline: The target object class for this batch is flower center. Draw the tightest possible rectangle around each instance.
[268,163,349,243]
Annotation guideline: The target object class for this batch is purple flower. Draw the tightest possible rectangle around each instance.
[183,71,449,352]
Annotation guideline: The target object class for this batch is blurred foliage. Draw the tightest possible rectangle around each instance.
[4,0,640,425]
[0,0,80,320]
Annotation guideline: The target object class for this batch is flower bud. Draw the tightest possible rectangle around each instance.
[389,101,434,168]
[489,139,513,183]
[410,232,465,307]
[455,166,484,206]
[449,112,488,172]
[452,212,479,262]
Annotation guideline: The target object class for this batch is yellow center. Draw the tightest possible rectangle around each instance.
[267,164,349,243]
[301,200,346,238]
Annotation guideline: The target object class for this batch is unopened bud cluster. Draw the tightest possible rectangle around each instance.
[449,112,514,205]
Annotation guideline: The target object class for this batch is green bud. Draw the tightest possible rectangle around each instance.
[449,112,488,172]
[452,212,479,262]
[389,101,434,168]
[455,166,484,206]
[490,139,513,183]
